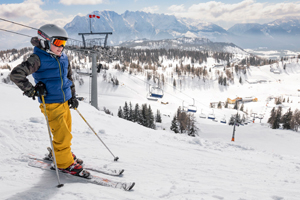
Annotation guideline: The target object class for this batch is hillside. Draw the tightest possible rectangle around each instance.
[1,50,300,199]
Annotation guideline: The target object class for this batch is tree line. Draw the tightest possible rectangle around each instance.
[0,47,32,63]
[268,107,300,131]
[240,56,277,66]
[114,47,233,67]
[170,107,198,137]
[117,101,162,130]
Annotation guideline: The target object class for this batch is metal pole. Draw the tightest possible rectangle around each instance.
[231,111,238,142]
[75,108,119,161]
[41,95,64,188]
[81,34,86,49]
[91,53,98,110]
[232,100,241,142]
[90,17,92,33]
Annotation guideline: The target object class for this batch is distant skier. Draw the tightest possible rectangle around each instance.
[10,24,89,178]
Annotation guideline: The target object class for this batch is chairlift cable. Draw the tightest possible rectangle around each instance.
[0,17,38,30]
[0,28,33,38]
[0,17,81,42]
[123,71,227,116]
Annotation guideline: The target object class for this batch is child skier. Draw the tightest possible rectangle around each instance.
[10,24,89,178]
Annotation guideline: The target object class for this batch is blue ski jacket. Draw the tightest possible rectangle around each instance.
[32,47,72,103]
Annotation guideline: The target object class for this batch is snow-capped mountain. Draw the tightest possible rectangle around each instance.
[227,16,300,50]
[1,10,300,51]
[227,23,263,36]
[64,11,300,51]
[64,10,229,45]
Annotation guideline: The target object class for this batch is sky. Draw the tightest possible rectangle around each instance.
[1,0,300,32]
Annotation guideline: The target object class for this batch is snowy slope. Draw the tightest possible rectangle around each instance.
[1,54,300,199]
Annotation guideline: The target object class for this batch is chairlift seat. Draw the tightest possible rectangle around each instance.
[199,114,206,119]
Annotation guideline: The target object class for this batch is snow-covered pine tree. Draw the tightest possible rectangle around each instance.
[147,105,155,129]
[268,107,276,126]
[128,102,133,121]
[117,106,123,118]
[234,101,239,110]
[224,101,229,108]
[140,104,148,127]
[291,109,300,131]
[188,114,198,137]
[272,107,282,129]
[281,108,293,129]
[133,103,139,123]
[155,109,162,123]
[123,102,129,120]
[178,111,188,133]
[217,101,222,109]
[170,115,179,133]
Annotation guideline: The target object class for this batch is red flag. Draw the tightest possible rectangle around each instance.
[96,15,100,19]
[93,15,96,18]
[89,15,92,18]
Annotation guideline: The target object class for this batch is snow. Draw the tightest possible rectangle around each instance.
[1,51,300,199]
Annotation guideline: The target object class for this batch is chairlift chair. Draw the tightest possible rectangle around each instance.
[199,109,206,119]
[220,115,227,124]
[187,98,197,113]
[147,93,159,101]
[147,78,164,99]
[208,109,216,120]
[150,86,164,98]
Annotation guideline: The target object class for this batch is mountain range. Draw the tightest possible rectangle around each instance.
[64,11,300,51]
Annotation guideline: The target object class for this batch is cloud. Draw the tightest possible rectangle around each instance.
[142,6,159,13]
[167,0,300,28]
[0,0,51,31]
[0,0,74,33]
[0,0,45,19]
[59,0,107,5]
[168,4,185,12]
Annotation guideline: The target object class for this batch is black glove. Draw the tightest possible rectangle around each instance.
[23,82,47,100]
[23,87,37,100]
[35,82,47,97]
[68,96,79,109]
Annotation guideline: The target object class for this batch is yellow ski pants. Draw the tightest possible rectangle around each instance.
[40,101,74,169]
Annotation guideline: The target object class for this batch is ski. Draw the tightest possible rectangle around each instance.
[28,153,124,176]
[83,164,124,176]
[28,159,135,191]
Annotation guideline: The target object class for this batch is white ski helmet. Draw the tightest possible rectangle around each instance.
[37,24,68,50]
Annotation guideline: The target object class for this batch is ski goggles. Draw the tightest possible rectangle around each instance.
[52,38,67,47]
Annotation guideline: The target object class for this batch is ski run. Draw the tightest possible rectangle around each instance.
[1,51,300,199]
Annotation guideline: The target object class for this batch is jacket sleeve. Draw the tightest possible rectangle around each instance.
[10,54,41,92]
[67,59,76,97]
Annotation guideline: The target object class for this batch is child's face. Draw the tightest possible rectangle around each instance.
[50,44,64,56]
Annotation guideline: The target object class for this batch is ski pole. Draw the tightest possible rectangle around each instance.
[41,95,64,188]
[75,108,119,161]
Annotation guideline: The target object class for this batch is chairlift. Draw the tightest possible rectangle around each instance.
[220,115,227,124]
[147,86,163,100]
[208,109,216,120]
[147,77,164,99]
[199,109,206,119]
[147,93,158,101]
[187,98,197,113]
[149,86,164,98]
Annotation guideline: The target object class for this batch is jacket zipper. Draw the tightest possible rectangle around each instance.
[55,57,65,102]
